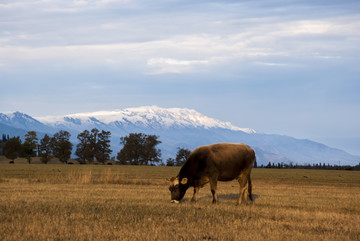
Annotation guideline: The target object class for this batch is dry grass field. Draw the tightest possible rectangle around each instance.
[0,162,359,240]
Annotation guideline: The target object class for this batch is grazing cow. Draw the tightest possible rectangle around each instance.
[169,143,255,205]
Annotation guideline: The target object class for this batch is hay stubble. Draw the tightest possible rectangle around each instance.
[0,165,359,240]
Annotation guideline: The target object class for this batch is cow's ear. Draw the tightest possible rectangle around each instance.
[181,178,188,185]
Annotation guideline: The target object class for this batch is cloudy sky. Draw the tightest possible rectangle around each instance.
[1,0,359,155]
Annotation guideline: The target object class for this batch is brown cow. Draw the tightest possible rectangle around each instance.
[169,143,255,205]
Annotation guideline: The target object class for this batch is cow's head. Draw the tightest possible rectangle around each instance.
[168,177,188,203]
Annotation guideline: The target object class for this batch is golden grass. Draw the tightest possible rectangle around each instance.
[0,165,359,240]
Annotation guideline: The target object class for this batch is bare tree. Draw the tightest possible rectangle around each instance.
[39,134,52,164]
[4,136,22,163]
[117,133,161,165]
[175,147,191,166]
[23,131,38,164]
[95,130,112,164]
[52,130,73,164]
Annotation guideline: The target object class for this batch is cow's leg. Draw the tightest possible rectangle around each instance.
[237,173,248,205]
[191,186,199,202]
[209,178,218,204]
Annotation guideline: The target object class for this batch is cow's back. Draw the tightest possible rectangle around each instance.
[180,143,255,182]
[208,143,255,181]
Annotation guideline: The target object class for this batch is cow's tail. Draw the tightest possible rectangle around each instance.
[248,174,253,201]
[248,156,255,201]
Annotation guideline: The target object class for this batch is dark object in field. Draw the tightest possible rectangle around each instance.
[168,143,255,205]
[9,160,14,164]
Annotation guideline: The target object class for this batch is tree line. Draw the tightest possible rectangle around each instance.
[254,160,360,170]
[0,130,191,166]
[4,131,357,169]
[1,131,73,164]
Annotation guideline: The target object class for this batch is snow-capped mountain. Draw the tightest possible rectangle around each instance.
[36,106,255,133]
[0,112,52,132]
[0,106,359,166]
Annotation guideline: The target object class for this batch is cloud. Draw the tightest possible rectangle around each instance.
[1,0,359,153]
[1,0,359,77]
[0,0,136,15]
[146,58,210,74]
[254,62,288,67]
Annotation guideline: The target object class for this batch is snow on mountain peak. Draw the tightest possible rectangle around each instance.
[35,106,256,133]
[0,111,49,130]
[1,111,33,121]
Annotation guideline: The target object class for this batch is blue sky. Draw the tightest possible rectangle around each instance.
[1,0,359,155]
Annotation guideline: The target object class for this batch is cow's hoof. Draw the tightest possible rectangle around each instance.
[171,200,180,204]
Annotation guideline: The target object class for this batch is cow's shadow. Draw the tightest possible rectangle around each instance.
[218,193,260,201]
[183,193,260,203]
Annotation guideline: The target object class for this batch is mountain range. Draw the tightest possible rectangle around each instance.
[0,106,359,166]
